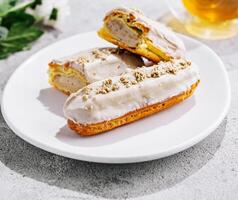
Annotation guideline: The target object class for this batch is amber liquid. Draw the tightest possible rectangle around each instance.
[179,0,238,39]
[182,0,238,22]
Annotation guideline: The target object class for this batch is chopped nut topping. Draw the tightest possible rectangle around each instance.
[95,79,112,94]
[82,95,88,101]
[180,62,186,66]
[75,57,89,65]
[120,76,130,85]
[103,79,112,86]
[131,80,137,85]
[101,48,111,55]
[105,87,110,93]
[96,88,108,94]
[66,56,89,67]
[151,71,160,78]
[179,59,190,67]
[92,49,110,60]
[82,87,90,95]
[110,48,124,55]
[166,68,177,74]
[186,61,191,65]
[112,83,119,91]
[134,71,146,82]
[96,79,115,94]
[88,59,190,96]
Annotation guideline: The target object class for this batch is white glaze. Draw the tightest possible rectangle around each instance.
[52,47,144,83]
[64,60,200,125]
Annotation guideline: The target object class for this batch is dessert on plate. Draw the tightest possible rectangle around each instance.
[98,7,185,62]
[64,59,200,136]
[47,7,200,136]
[48,47,144,94]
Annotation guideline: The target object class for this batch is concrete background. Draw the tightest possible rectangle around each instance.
[0,1,238,199]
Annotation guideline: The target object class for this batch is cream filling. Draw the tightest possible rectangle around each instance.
[64,63,199,125]
[104,7,186,58]
[106,18,140,47]
[54,75,86,94]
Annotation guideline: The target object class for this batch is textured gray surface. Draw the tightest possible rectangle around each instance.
[0,1,238,199]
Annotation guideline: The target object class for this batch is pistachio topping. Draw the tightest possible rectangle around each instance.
[64,56,89,68]
[112,83,120,91]
[82,87,91,95]
[51,48,116,69]
[82,95,88,101]
[120,76,130,85]
[96,79,113,94]
[151,70,160,78]
[131,80,137,85]
[92,48,110,60]
[103,79,113,86]
[96,88,108,94]
[87,59,191,96]
[134,71,146,82]
[180,61,186,66]
[74,57,89,65]
[166,68,177,74]
[186,61,191,65]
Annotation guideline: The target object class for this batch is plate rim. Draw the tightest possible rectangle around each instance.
[1,31,231,163]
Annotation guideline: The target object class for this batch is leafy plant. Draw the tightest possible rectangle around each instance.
[0,0,58,59]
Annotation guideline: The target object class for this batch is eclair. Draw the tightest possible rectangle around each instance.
[98,8,186,62]
[64,59,200,136]
[48,48,144,94]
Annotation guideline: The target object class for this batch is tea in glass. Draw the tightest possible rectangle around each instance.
[182,0,238,39]
[166,0,238,39]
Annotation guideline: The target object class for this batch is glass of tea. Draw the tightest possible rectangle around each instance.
[166,0,238,39]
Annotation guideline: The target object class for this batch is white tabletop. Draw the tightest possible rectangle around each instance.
[0,1,237,200]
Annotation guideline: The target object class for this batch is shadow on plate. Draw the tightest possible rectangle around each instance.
[0,109,227,199]
[56,96,196,147]
[37,87,68,118]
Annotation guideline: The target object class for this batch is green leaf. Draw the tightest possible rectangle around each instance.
[0,0,39,18]
[1,11,35,29]
[30,0,42,9]
[0,0,14,17]
[49,8,58,21]
[9,0,18,6]
[0,22,43,59]
[0,26,8,39]
[0,0,28,17]
[5,23,43,42]
[0,0,46,59]
[0,41,21,58]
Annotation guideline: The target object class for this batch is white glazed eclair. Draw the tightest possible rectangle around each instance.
[98,7,185,62]
[64,59,200,136]
[48,47,144,94]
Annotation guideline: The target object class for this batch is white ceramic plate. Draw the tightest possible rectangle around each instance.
[1,31,230,163]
